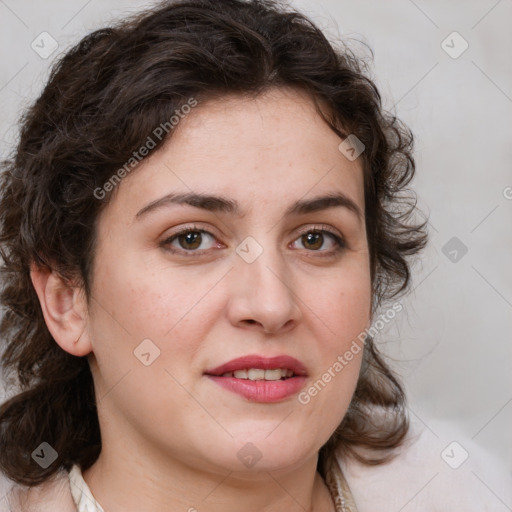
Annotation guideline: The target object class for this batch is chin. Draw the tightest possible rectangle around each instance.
[200,434,318,475]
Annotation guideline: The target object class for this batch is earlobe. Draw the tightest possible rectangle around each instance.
[29,262,92,357]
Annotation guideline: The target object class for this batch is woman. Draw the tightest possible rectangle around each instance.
[0,0,507,510]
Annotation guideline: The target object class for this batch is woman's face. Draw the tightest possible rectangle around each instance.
[85,87,372,475]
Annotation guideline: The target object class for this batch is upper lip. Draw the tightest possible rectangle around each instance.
[205,355,308,377]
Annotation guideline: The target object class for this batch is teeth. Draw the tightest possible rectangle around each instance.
[263,369,283,381]
[221,368,293,380]
[248,369,266,380]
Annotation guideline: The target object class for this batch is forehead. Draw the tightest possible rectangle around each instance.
[102,87,365,224]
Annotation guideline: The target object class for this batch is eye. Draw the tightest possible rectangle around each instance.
[161,224,346,257]
[291,227,346,255]
[162,225,221,255]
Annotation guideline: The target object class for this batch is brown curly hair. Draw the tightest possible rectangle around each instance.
[0,0,427,486]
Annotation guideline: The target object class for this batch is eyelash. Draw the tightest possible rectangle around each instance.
[161,223,346,257]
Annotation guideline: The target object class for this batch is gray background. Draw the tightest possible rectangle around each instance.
[1,0,511,483]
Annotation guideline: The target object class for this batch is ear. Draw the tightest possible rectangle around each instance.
[29,262,92,357]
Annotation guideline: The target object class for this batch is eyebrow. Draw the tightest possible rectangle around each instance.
[135,191,364,223]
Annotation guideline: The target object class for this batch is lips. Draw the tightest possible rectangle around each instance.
[205,354,308,377]
[205,354,308,403]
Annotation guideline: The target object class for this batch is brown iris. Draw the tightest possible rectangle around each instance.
[178,231,203,250]
[302,232,323,250]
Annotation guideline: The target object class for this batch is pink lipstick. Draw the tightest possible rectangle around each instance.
[205,355,308,403]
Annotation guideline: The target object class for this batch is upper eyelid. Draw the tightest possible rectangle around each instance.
[162,223,344,250]
[164,223,343,240]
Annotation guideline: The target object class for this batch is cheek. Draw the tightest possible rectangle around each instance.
[86,261,208,424]
[308,259,372,348]
[298,259,371,406]
[90,250,204,335]
[87,254,223,379]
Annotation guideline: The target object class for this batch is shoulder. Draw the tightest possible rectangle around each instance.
[337,416,512,512]
[0,469,76,512]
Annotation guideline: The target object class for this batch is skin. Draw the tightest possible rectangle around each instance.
[31,86,372,512]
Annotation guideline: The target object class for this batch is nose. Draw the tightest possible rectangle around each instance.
[226,239,303,335]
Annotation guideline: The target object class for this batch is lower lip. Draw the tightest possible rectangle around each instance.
[206,375,307,403]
